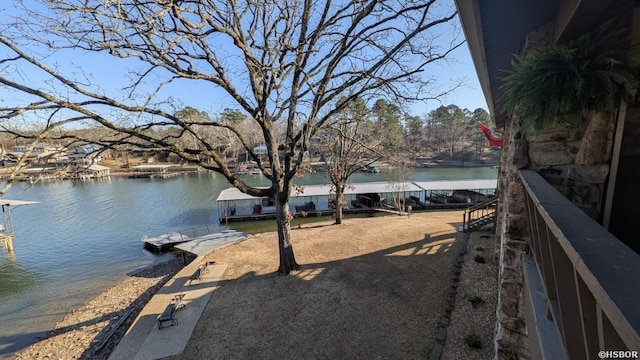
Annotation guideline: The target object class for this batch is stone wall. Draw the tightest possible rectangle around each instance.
[526,123,613,220]
[493,22,616,360]
[494,119,614,359]
[494,120,531,360]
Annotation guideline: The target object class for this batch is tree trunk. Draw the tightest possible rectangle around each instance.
[334,186,344,225]
[575,111,614,165]
[275,195,299,275]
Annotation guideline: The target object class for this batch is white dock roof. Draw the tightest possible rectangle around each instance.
[0,199,39,206]
[132,164,181,170]
[293,181,424,197]
[216,179,496,202]
[216,187,270,201]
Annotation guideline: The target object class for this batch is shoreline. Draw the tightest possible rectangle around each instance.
[0,160,499,182]
[13,256,190,360]
[12,210,485,359]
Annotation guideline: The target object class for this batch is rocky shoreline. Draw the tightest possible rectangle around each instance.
[13,257,189,360]
[10,217,499,360]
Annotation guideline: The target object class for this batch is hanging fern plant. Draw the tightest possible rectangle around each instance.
[502,46,584,128]
[501,20,639,165]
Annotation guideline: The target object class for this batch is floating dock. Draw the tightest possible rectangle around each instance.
[142,232,191,252]
[142,230,248,254]
[174,230,248,256]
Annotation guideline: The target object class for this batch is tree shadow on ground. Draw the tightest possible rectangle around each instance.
[172,227,462,360]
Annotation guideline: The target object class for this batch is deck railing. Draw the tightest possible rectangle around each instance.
[462,195,497,232]
[519,170,640,359]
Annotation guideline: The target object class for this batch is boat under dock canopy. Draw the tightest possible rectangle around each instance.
[216,179,497,222]
[216,181,424,201]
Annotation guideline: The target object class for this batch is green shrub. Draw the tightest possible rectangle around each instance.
[469,296,485,308]
[465,333,484,349]
[474,245,485,252]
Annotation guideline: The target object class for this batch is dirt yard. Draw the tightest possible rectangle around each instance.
[170,210,466,360]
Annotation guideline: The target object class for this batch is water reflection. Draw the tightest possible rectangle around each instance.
[0,257,42,298]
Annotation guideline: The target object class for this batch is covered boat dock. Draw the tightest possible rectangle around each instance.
[1,199,39,252]
[129,164,182,179]
[413,179,497,206]
[216,179,497,223]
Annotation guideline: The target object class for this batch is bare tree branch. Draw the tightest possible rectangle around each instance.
[1,0,460,274]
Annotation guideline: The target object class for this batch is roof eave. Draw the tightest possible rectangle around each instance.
[455,1,495,121]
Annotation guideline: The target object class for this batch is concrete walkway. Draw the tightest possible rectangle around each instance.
[109,258,227,360]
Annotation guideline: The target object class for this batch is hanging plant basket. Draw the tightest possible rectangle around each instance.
[501,20,639,165]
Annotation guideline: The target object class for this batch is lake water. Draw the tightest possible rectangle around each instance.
[0,167,497,357]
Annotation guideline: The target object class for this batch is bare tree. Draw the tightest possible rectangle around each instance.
[0,0,461,274]
[320,97,380,224]
[385,158,413,214]
[219,108,263,164]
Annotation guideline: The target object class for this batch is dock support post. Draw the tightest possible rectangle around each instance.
[2,235,13,252]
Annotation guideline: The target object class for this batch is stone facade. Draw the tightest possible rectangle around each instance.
[494,120,531,360]
[494,118,615,359]
[493,23,618,360]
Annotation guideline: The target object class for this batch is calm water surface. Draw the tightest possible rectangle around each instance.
[0,167,497,356]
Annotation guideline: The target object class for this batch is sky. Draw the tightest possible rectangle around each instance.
[417,43,489,116]
[0,1,489,122]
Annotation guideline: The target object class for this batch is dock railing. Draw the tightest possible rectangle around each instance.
[141,225,213,243]
[519,170,640,359]
[182,225,212,238]
[462,195,497,232]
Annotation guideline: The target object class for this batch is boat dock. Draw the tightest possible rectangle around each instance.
[142,232,192,252]
[129,164,182,179]
[216,179,497,223]
[1,199,39,252]
[174,230,248,256]
[142,229,248,254]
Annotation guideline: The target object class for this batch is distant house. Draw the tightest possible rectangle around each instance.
[253,144,268,155]
[7,143,65,163]
[67,144,102,165]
